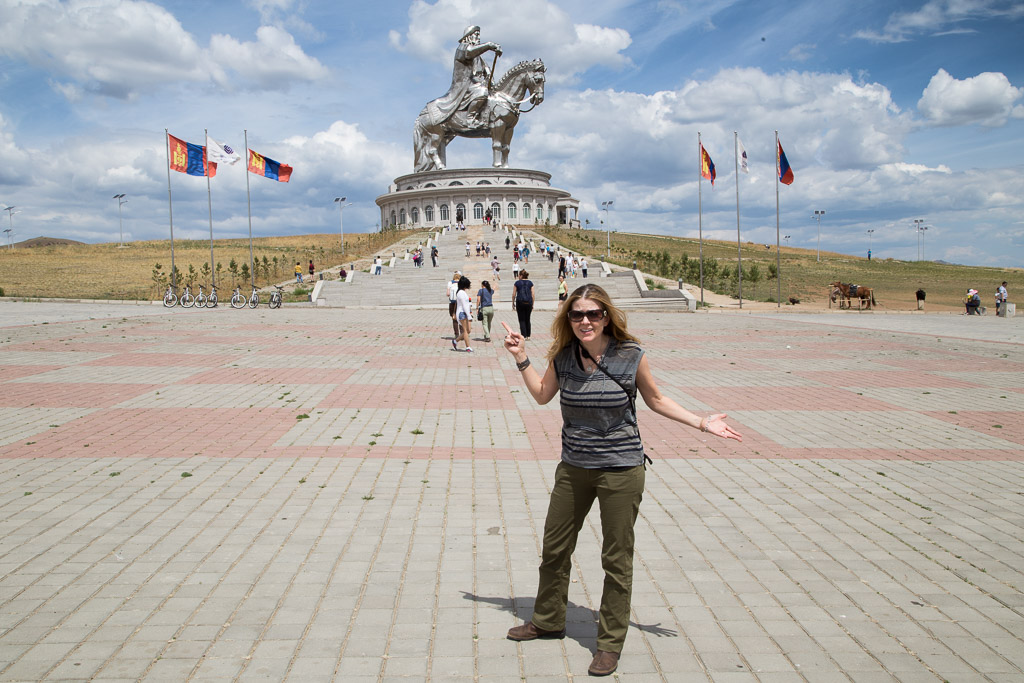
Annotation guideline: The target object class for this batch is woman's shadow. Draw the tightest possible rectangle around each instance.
[460,591,677,648]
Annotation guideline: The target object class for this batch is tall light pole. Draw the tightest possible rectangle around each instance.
[813,209,825,262]
[113,194,128,247]
[334,197,352,254]
[783,234,791,247]
[866,229,874,256]
[3,206,17,250]
[914,219,927,261]
[601,200,613,259]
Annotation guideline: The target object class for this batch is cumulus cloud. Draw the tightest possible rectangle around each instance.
[853,0,1024,43]
[0,0,327,99]
[389,0,631,84]
[917,69,1023,127]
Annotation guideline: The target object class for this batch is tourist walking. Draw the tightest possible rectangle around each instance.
[431,245,438,267]
[447,271,462,337]
[309,259,315,279]
[580,256,588,278]
[501,283,742,676]
[451,276,474,353]
[491,256,501,281]
[477,280,495,342]
[295,262,303,283]
[557,275,568,302]
[558,254,567,278]
[512,269,535,339]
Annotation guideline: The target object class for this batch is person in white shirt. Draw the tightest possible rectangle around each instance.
[451,276,474,353]
[447,271,461,338]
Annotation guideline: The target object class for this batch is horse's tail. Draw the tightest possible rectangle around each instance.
[871,290,877,305]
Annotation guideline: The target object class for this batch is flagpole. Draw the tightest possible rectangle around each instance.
[244,129,255,288]
[774,130,781,308]
[164,129,177,290]
[202,129,217,290]
[735,131,742,309]
[697,132,704,307]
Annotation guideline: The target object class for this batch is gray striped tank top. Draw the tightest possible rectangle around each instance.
[554,337,645,468]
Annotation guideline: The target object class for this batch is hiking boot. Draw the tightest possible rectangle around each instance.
[506,622,565,641]
[588,650,619,676]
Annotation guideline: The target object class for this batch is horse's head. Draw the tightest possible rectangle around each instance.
[494,59,545,106]
[527,61,545,105]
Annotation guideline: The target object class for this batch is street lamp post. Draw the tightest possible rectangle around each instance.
[866,229,875,257]
[601,200,613,259]
[783,235,791,247]
[334,197,352,254]
[3,206,17,249]
[914,219,928,261]
[813,209,825,262]
[113,194,128,247]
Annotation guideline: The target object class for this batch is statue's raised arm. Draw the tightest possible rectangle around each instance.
[414,25,545,173]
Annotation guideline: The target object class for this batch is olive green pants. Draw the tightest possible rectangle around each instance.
[530,462,645,653]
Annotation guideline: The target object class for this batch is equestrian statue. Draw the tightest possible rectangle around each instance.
[413,25,545,173]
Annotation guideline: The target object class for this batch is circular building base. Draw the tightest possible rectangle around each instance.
[375,168,579,229]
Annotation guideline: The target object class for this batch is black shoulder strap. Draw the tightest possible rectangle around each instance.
[576,340,653,465]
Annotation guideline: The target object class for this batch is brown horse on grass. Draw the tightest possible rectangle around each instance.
[830,281,877,309]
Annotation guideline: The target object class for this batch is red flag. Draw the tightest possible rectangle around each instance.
[167,134,216,177]
[248,150,292,182]
[777,140,794,185]
[700,144,716,186]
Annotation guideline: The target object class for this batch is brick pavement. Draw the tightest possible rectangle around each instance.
[0,290,1023,681]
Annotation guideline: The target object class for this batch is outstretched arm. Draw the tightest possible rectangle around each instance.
[635,356,742,441]
[501,322,558,405]
[464,42,502,60]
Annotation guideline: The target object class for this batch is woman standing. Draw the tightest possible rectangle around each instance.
[451,275,474,352]
[477,280,495,342]
[512,270,535,340]
[557,275,568,302]
[501,284,742,676]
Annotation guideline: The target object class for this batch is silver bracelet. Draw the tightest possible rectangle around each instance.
[516,358,531,371]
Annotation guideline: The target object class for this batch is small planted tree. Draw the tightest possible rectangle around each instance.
[240,263,250,284]
[152,263,167,295]
[228,259,239,286]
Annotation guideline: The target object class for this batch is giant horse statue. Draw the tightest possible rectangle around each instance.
[413,26,545,173]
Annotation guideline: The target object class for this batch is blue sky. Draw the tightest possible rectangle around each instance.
[1,0,1022,267]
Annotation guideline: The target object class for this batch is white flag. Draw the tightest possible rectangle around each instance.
[737,137,749,174]
[207,135,241,165]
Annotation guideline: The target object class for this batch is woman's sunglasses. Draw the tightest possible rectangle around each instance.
[567,309,606,323]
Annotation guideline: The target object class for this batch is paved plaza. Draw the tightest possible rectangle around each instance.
[0,293,1022,681]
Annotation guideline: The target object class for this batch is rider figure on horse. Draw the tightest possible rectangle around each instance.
[433,25,502,129]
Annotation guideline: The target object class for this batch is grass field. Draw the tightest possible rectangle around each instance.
[0,230,420,302]
[0,226,1019,310]
[535,227,1022,311]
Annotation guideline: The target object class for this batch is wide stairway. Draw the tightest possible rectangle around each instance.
[314,223,674,309]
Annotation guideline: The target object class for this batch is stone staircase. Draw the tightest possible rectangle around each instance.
[314,223,691,310]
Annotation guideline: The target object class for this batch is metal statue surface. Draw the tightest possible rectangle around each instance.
[414,26,545,172]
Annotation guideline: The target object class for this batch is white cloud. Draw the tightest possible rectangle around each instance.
[0,0,326,99]
[917,69,1023,127]
[389,0,631,85]
[853,0,1024,43]
[208,26,329,90]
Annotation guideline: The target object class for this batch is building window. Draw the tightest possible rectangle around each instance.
[440,204,450,221]
[390,211,397,225]
[411,207,419,223]
[477,180,492,185]
[449,181,464,186]
[424,183,436,188]
[507,202,517,219]
[399,208,406,224]
[522,203,531,220]
[473,203,484,220]
[504,180,517,185]
[425,205,434,222]
[536,204,543,219]
[490,202,501,220]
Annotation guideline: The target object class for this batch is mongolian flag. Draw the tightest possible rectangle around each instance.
[168,133,216,177]
[248,150,292,182]
[700,143,716,186]
[777,139,794,185]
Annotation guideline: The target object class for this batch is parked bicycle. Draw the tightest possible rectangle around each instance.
[162,285,177,308]
[269,285,283,309]
[230,286,246,309]
[195,284,209,308]
[179,284,195,308]
[207,285,218,308]
[247,286,260,309]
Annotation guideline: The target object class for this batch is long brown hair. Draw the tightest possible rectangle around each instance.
[546,284,640,361]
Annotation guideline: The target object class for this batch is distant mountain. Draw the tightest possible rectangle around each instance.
[13,237,86,248]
